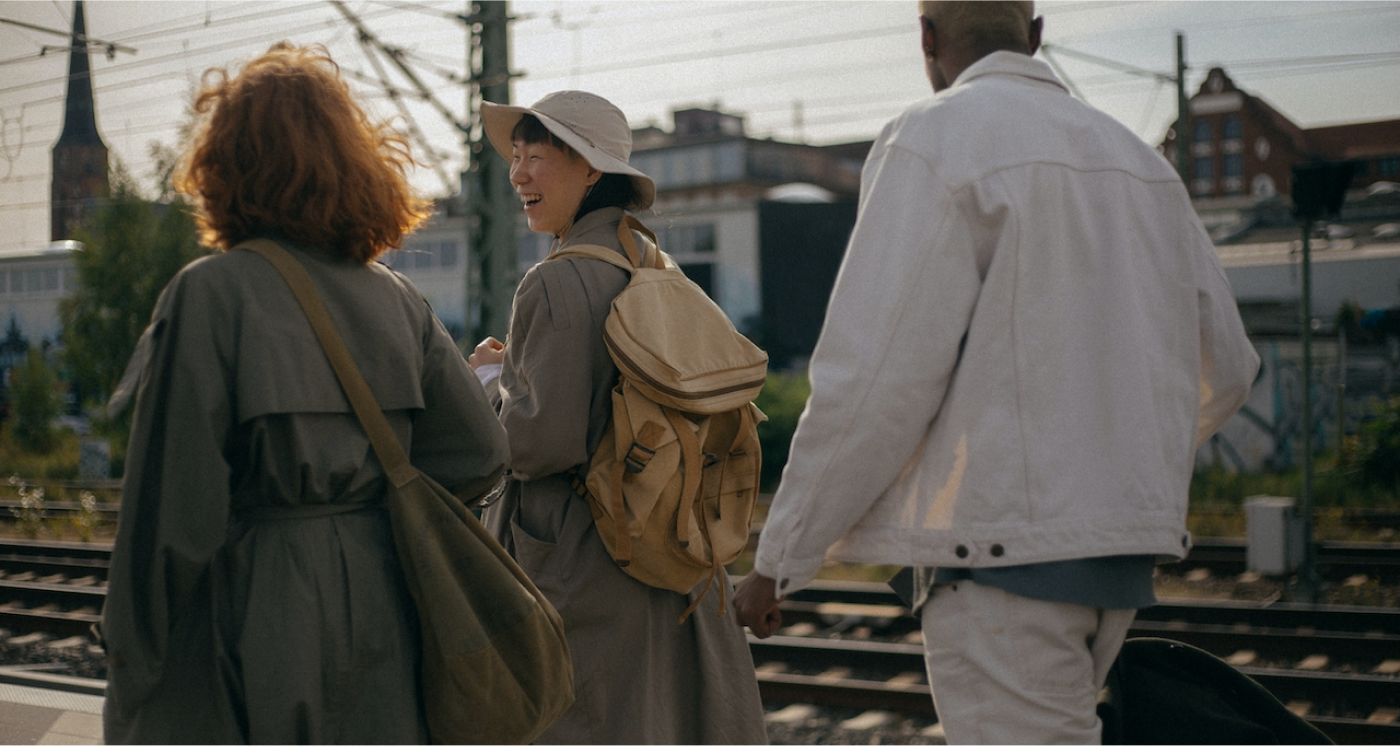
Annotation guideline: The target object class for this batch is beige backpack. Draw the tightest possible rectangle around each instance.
[549,216,768,621]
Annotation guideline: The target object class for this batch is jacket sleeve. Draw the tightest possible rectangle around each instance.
[101,268,235,717]
[1190,216,1261,445]
[754,137,981,594]
[497,262,604,480]
[411,308,509,500]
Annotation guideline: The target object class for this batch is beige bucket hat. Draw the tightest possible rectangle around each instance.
[482,91,656,211]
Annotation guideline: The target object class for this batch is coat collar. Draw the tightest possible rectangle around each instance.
[951,51,1068,95]
[557,206,626,251]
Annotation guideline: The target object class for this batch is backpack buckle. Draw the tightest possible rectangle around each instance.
[624,442,657,473]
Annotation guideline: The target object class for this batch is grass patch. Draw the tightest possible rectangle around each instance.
[0,426,83,481]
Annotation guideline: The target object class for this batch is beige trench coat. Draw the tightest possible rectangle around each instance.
[102,239,509,744]
[483,207,767,744]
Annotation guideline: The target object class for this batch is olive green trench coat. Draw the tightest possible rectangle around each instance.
[482,208,768,744]
[101,239,509,744]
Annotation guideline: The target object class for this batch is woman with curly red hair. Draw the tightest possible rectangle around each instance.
[101,43,508,743]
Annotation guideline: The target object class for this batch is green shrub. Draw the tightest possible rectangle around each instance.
[9,349,61,453]
[754,371,811,491]
[1347,396,1400,497]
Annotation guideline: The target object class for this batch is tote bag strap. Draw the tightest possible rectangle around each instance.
[235,239,417,488]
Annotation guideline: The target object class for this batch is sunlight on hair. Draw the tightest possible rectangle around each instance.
[175,42,431,262]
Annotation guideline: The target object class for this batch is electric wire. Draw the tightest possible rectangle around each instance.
[2,1,1398,200]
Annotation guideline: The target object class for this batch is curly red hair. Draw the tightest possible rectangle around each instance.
[175,42,430,262]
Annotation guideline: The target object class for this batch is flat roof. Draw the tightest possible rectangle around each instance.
[0,241,82,262]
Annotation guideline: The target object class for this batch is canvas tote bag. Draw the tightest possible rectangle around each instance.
[238,239,573,744]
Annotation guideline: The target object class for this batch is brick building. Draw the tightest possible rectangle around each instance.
[1160,67,1399,202]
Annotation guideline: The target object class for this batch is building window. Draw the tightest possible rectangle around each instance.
[660,153,676,189]
[658,223,717,255]
[692,224,715,253]
[1193,119,1213,143]
[440,241,459,268]
[1195,157,1214,180]
[632,153,656,183]
[1222,115,1242,141]
[1380,156,1400,176]
[716,141,743,181]
[678,262,714,298]
[1223,154,1243,177]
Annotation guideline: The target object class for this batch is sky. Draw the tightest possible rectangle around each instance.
[1,0,1399,254]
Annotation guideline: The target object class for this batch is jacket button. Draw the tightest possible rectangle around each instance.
[779,578,790,590]
[990,544,1004,557]
[955,545,969,558]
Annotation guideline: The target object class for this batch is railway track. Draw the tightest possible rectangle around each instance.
[1,540,1398,742]
[761,581,1400,744]
[0,540,110,639]
[1179,537,1400,583]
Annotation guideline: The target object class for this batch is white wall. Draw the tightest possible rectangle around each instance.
[1223,242,1400,314]
[0,245,80,346]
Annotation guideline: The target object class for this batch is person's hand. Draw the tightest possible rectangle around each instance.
[468,337,505,370]
[733,573,784,638]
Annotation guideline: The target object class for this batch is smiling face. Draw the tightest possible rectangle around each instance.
[510,139,601,237]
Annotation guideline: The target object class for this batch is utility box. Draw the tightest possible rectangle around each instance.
[78,437,111,481]
[1245,496,1305,575]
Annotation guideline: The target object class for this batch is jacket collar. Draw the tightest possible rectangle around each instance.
[951,51,1068,95]
[556,206,626,252]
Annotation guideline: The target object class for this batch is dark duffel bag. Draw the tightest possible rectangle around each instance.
[1098,637,1332,744]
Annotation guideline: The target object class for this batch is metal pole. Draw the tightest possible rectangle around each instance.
[1174,32,1190,186]
[471,0,515,342]
[464,0,475,340]
[1338,327,1347,460]
[1298,221,1319,604]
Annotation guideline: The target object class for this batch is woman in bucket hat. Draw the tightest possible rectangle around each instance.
[469,91,767,744]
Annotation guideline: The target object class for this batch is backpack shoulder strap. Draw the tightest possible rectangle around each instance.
[548,216,664,272]
[618,215,664,270]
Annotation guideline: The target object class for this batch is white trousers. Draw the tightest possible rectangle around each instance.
[920,580,1137,745]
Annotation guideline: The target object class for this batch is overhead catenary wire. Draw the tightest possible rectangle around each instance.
[2,1,1399,224]
[0,16,136,57]
[352,23,455,192]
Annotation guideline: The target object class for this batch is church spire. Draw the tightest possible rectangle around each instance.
[50,0,109,241]
[56,0,102,147]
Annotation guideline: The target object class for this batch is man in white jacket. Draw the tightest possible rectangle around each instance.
[734,2,1260,742]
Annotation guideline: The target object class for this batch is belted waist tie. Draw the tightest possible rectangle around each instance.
[236,500,385,522]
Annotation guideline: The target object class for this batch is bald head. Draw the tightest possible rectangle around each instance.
[918,1,1041,91]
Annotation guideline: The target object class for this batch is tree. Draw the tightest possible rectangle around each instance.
[10,348,61,453]
[754,371,812,491]
[60,160,205,412]
[1347,396,1400,496]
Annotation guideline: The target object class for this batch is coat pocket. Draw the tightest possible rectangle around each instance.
[510,518,562,595]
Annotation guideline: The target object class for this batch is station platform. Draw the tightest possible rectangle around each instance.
[0,682,102,745]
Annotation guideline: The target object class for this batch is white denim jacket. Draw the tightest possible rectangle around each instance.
[754,52,1260,596]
